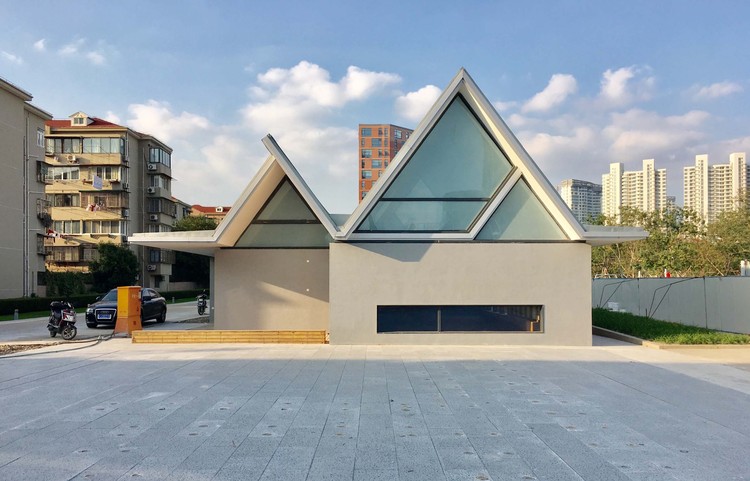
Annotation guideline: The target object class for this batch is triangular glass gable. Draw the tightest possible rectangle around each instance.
[256,178,318,221]
[357,95,513,232]
[235,177,332,247]
[476,178,567,241]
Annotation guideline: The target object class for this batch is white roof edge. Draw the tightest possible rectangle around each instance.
[337,69,468,239]
[212,154,277,243]
[336,68,586,242]
[261,135,340,237]
[458,70,586,241]
[468,170,522,239]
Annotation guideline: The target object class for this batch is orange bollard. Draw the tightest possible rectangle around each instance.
[114,286,142,336]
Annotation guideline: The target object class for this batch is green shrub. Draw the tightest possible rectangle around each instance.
[46,271,91,297]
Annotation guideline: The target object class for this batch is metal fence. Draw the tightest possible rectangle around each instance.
[592,277,750,334]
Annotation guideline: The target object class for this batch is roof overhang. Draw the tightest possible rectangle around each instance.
[129,231,220,256]
[582,225,649,246]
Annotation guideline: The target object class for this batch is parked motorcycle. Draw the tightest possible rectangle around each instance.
[197,292,208,316]
[48,301,77,340]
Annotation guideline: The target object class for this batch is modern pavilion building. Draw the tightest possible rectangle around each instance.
[131,69,646,346]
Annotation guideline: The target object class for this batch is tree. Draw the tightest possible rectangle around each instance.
[89,242,139,292]
[591,206,706,277]
[173,215,218,232]
[704,205,750,275]
[170,215,217,287]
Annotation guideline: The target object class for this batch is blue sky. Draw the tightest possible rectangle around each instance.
[2,1,749,213]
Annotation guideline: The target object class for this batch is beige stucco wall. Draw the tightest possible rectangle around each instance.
[329,242,592,345]
[0,84,49,298]
[213,249,329,331]
[0,87,24,298]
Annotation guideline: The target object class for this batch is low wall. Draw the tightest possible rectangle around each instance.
[592,277,750,334]
[132,330,327,344]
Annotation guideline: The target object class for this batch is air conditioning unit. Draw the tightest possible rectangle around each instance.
[123,209,129,218]
[147,265,157,272]
[147,164,157,171]
[147,187,156,194]
[67,155,77,163]
[149,214,159,221]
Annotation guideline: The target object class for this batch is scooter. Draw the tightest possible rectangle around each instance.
[48,301,78,340]
[197,292,208,316]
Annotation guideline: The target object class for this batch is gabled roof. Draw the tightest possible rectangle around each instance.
[129,135,339,256]
[46,117,122,129]
[131,69,646,254]
[191,204,232,215]
[338,68,589,242]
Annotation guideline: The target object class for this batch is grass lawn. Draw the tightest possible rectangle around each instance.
[593,308,750,345]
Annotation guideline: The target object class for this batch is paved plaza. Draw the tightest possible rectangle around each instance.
[1,337,749,481]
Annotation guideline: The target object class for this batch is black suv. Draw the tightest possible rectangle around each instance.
[86,288,167,328]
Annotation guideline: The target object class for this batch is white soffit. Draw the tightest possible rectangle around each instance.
[260,135,340,238]
[338,68,586,242]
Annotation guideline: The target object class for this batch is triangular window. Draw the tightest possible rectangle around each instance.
[357,95,512,232]
[235,177,331,247]
[476,179,567,240]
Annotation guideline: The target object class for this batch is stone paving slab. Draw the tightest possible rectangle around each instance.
[1,338,749,480]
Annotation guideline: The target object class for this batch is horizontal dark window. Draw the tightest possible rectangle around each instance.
[377,305,543,333]
[377,306,438,332]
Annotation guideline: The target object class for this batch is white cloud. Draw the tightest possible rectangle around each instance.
[57,38,112,66]
[33,39,46,52]
[522,127,597,159]
[241,62,403,211]
[127,61,402,212]
[252,61,400,109]
[598,66,655,107]
[103,111,121,124]
[1,51,23,64]
[341,66,401,101]
[522,74,577,113]
[395,85,441,122]
[693,81,743,100]
[86,51,106,65]
[59,39,85,56]
[604,109,710,156]
[493,100,518,112]
[126,100,210,143]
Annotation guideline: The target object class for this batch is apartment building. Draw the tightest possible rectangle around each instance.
[0,78,52,298]
[358,123,413,200]
[43,112,175,288]
[557,179,602,223]
[602,159,667,220]
[684,153,747,223]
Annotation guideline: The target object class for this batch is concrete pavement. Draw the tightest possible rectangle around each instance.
[1,337,749,480]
